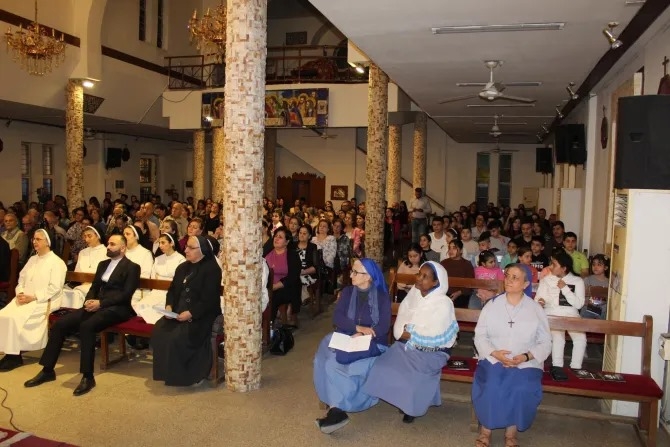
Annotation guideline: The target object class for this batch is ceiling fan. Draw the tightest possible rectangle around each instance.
[303,128,337,140]
[439,61,538,105]
[484,140,519,154]
[475,115,531,138]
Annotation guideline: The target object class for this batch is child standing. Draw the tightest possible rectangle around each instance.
[580,254,609,319]
[535,251,586,374]
[469,250,504,310]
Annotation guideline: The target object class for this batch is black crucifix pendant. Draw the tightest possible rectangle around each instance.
[508,320,514,328]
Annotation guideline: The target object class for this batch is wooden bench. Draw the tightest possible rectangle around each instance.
[55,270,273,387]
[389,303,662,447]
[388,269,608,344]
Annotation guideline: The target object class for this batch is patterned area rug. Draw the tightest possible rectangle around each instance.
[0,428,77,446]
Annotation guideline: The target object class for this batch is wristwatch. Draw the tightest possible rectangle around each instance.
[523,353,530,362]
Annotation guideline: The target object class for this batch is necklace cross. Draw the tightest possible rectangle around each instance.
[508,320,515,328]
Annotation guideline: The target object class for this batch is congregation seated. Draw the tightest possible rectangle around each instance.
[439,239,474,308]
[154,219,179,257]
[24,234,141,395]
[472,264,552,447]
[133,233,185,324]
[394,243,425,302]
[0,236,10,289]
[151,235,222,387]
[295,224,320,324]
[264,227,300,326]
[2,213,29,267]
[311,219,336,270]
[0,229,67,371]
[178,217,204,252]
[62,226,108,309]
[365,261,457,424]
[313,258,391,433]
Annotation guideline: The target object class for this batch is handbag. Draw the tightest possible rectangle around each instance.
[270,326,295,356]
[334,336,382,365]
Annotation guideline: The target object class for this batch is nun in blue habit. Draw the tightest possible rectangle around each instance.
[364,261,458,423]
[313,258,391,434]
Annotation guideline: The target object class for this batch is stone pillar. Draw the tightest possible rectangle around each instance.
[264,128,276,199]
[222,0,267,392]
[386,124,401,205]
[65,80,84,214]
[193,129,205,201]
[412,112,427,190]
[365,64,389,265]
[211,127,225,203]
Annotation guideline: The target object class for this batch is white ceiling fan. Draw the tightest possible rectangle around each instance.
[485,139,519,154]
[439,61,539,105]
[303,128,337,140]
[475,115,531,138]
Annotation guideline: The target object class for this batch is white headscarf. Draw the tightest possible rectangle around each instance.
[393,261,458,346]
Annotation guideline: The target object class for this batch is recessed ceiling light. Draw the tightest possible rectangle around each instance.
[431,22,564,34]
[82,80,95,88]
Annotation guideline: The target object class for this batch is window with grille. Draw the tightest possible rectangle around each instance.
[139,0,147,42]
[139,156,157,203]
[21,143,30,202]
[42,144,54,201]
[140,158,153,183]
[475,152,490,211]
[497,153,512,208]
[157,0,164,48]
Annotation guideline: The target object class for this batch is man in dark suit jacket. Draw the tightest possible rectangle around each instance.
[24,234,140,396]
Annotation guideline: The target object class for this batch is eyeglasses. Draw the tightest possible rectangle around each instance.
[350,269,368,276]
[504,272,524,282]
[185,245,200,250]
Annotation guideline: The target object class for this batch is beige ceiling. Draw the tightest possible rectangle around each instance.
[307,0,642,143]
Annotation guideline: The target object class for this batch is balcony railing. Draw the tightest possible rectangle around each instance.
[165,45,369,90]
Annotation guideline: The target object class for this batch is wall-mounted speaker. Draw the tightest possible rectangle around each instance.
[535,147,553,174]
[555,124,586,165]
[615,95,670,190]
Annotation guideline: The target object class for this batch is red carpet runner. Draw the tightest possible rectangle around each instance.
[0,428,77,446]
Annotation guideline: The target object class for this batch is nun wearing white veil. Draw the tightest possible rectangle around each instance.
[364,261,458,423]
[0,229,67,371]
[62,226,108,309]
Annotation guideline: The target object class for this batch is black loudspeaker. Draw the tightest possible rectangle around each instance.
[555,124,586,165]
[535,147,553,173]
[615,95,670,190]
[106,148,123,169]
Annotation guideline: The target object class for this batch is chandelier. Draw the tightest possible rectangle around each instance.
[4,0,66,76]
[188,1,227,62]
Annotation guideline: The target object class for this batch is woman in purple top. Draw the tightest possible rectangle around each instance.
[263,227,300,325]
[313,258,391,434]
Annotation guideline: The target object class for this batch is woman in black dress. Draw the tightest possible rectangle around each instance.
[151,235,222,386]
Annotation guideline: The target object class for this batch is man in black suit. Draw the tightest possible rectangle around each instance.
[24,234,140,396]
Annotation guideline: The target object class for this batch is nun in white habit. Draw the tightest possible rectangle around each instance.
[62,226,108,309]
[0,229,67,371]
[364,261,458,422]
[123,225,154,302]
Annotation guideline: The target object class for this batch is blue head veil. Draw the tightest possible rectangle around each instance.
[360,258,388,296]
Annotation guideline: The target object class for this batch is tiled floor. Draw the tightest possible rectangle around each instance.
[1,309,668,447]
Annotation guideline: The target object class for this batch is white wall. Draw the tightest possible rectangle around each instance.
[0,121,189,206]
[267,16,344,47]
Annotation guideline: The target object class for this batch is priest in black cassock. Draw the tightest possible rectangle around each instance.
[151,234,222,386]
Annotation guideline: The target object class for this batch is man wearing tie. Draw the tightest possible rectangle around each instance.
[24,234,141,396]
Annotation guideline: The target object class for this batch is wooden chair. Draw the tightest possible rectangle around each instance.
[0,249,20,301]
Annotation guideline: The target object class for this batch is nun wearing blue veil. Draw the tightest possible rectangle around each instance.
[364,261,458,423]
[313,258,391,434]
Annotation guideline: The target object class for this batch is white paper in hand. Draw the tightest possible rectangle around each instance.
[328,332,372,352]
[152,305,179,319]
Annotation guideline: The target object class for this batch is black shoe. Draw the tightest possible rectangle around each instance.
[73,376,96,396]
[315,407,349,434]
[0,355,23,372]
[550,366,568,382]
[24,370,56,387]
[402,414,415,424]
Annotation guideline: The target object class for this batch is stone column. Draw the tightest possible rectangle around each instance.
[386,124,401,205]
[365,64,389,265]
[211,127,225,203]
[65,80,84,214]
[412,112,427,190]
[264,128,277,199]
[193,129,205,201]
[222,0,267,392]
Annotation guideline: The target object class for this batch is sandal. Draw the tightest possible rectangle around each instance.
[505,436,520,447]
[475,433,490,447]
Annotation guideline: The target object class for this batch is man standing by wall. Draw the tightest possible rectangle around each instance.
[409,188,432,244]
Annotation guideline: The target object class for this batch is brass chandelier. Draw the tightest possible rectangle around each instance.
[188,1,227,62]
[4,0,66,76]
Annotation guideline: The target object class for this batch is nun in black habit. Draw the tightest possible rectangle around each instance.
[151,235,222,386]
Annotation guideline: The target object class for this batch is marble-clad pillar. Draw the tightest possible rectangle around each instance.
[365,64,389,265]
[386,124,401,205]
[413,112,427,190]
[193,129,205,200]
[264,128,277,199]
[211,127,225,203]
[222,0,267,392]
[65,80,84,214]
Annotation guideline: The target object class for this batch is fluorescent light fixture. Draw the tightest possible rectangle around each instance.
[355,65,365,74]
[466,104,535,108]
[431,22,564,34]
[348,61,357,68]
[82,80,95,88]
